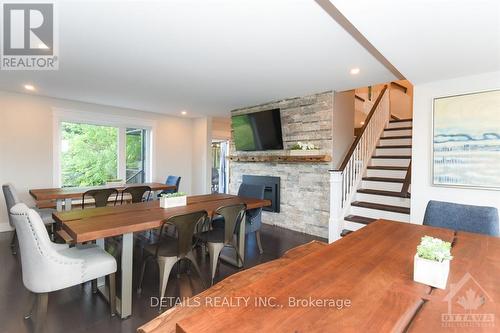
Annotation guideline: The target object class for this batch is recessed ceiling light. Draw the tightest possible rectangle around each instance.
[181,110,187,115]
[350,68,360,75]
[24,84,35,91]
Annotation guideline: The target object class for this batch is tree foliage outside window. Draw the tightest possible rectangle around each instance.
[61,122,118,187]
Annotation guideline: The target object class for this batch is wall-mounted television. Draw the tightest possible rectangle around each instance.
[232,108,284,151]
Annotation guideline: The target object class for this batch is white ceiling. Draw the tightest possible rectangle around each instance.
[331,0,500,84]
[0,0,396,117]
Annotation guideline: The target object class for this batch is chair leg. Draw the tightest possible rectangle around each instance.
[157,257,178,312]
[186,251,206,288]
[207,242,225,286]
[91,279,97,294]
[34,293,48,333]
[108,273,116,317]
[255,230,264,254]
[137,256,152,294]
[24,292,36,320]
[10,230,17,255]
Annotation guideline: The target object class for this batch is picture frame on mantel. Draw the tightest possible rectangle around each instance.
[432,89,500,190]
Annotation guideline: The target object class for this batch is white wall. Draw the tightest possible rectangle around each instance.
[0,91,208,231]
[411,71,500,224]
[191,117,212,195]
[332,90,355,168]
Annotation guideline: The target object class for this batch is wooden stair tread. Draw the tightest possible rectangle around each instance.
[389,118,412,123]
[351,201,410,214]
[376,145,412,149]
[340,229,353,237]
[344,215,376,225]
[384,126,412,131]
[357,188,411,198]
[379,135,412,140]
[362,177,405,183]
[367,166,408,170]
[371,155,412,159]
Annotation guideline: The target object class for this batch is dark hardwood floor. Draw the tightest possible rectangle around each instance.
[0,224,324,333]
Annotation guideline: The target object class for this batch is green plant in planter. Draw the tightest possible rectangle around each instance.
[290,142,320,150]
[161,192,187,198]
[416,236,453,262]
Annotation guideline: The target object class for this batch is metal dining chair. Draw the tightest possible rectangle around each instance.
[137,210,208,310]
[121,185,151,204]
[196,203,246,285]
[82,188,119,208]
[158,176,181,197]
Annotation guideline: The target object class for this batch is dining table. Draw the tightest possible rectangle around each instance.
[52,193,271,319]
[138,219,500,333]
[30,182,176,211]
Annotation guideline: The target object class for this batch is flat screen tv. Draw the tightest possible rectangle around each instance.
[232,108,284,151]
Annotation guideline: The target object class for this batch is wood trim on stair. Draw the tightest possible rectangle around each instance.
[390,81,408,93]
[337,86,388,171]
[379,135,412,140]
[376,145,412,149]
[344,214,376,225]
[371,155,411,159]
[389,118,413,123]
[351,201,410,214]
[366,166,408,170]
[362,177,405,183]
[357,188,411,198]
[384,126,412,131]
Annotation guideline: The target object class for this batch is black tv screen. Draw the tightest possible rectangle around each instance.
[232,109,284,151]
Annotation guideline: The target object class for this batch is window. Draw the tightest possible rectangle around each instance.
[54,110,153,187]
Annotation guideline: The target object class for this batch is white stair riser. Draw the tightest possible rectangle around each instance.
[344,221,366,231]
[375,147,412,156]
[387,121,412,129]
[379,138,412,146]
[350,206,410,222]
[356,192,411,207]
[383,129,412,137]
[361,180,403,191]
[370,158,411,167]
[366,169,407,178]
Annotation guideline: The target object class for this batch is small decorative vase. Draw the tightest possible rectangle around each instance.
[413,254,450,289]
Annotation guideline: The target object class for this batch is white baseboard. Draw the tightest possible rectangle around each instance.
[0,222,13,233]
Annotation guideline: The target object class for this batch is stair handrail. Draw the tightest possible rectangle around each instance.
[328,85,390,242]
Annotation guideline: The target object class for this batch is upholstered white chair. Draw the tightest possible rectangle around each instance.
[10,203,117,332]
[2,183,55,254]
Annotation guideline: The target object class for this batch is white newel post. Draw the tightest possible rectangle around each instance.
[329,170,344,243]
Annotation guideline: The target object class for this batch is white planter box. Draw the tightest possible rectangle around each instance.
[413,254,450,289]
[160,195,187,208]
[288,150,322,156]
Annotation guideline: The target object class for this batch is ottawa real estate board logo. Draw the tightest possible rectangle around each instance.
[1,2,58,70]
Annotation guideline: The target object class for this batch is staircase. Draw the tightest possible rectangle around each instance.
[342,118,412,235]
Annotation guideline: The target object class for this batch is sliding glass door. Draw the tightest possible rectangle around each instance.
[126,128,147,184]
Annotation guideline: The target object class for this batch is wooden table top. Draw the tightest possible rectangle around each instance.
[55,194,271,243]
[29,182,175,201]
[138,220,500,333]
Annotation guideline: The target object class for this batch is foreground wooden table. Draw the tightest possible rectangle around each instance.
[139,220,500,333]
[54,193,271,319]
[30,182,175,211]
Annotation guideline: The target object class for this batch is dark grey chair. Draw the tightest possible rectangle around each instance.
[423,200,499,237]
[196,204,246,285]
[121,185,151,204]
[158,176,181,197]
[212,183,266,254]
[82,188,119,208]
[137,210,208,309]
[2,183,55,254]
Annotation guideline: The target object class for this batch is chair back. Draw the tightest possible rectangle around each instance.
[158,210,208,258]
[9,203,84,293]
[121,186,151,204]
[164,176,181,194]
[423,200,499,236]
[215,204,246,244]
[82,188,119,208]
[238,183,265,225]
[2,183,21,227]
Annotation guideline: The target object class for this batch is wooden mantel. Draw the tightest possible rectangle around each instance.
[227,154,331,163]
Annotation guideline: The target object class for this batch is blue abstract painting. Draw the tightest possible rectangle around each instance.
[433,90,500,189]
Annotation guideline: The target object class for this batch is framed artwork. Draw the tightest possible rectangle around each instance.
[432,89,500,190]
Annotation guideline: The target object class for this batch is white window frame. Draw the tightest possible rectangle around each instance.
[52,108,156,187]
